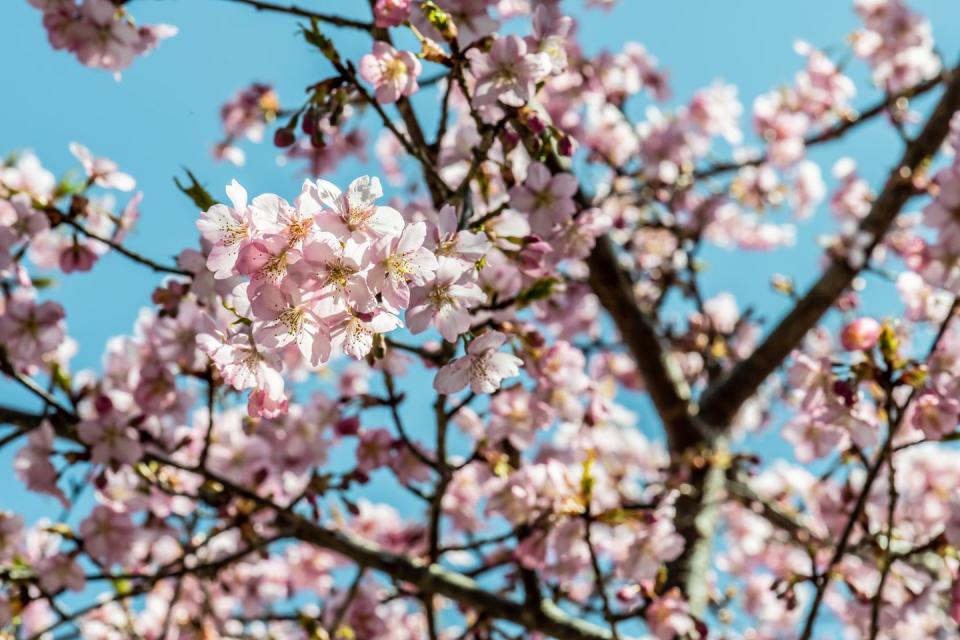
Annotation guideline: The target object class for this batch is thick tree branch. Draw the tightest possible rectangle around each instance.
[0,404,625,640]
[154,454,629,640]
[585,236,711,452]
[541,136,717,607]
[699,61,960,429]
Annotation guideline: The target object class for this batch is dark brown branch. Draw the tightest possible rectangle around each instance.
[0,405,46,429]
[61,217,191,277]
[693,72,946,181]
[537,132,716,607]
[586,236,711,452]
[0,401,626,640]
[699,61,960,430]
[150,454,624,640]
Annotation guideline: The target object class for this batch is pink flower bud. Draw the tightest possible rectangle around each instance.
[840,317,881,351]
[557,134,577,157]
[273,127,296,148]
[335,416,361,436]
[94,394,114,416]
[301,108,317,135]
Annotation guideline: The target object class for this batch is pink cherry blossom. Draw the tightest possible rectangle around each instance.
[235,234,293,290]
[509,162,579,235]
[0,193,50,240]
[783,412,847,462]
[434,330,523,394]
[688,82,743,144]
[429,204,491,267]
[840,317,882,351]
[853,0,940,92]
[466,35,551,107]
[250,279,331,366]
[36,554,86,593]
[527,5,573,75]
[359,42,422,104]
[373,0,412,28]
[30,0,176,74]
[329,306,402,360]
[15,421,69,506]
[0,291,66,368]
[69,142,135,191]
[407,257,486,342]
[290,233,373,311]
[907,391,960,440]
[198,323,286,402]
[77,411,143,466]
[646,589,697,639]
[78,505,135,565]
[311,175,404,240]
[196,180,259,279]
[356,427,394,472]
[214,83,279,165]
[367,221,439,311]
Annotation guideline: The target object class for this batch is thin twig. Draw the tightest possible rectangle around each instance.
[217,0,373,30]
[694,72,946,180]
[60,217,190,276]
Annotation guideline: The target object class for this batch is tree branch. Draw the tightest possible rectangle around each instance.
[216,0,374,30]
[585,236,712,452]
[699,60,960,430]
[150,454,627,640]
[0,403,627,640]
[693,72,947,181]
[60,216,191,277]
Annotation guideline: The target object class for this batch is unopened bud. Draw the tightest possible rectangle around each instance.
[273,127,296,148]
[840,317,880,351]
[557,134,577,157]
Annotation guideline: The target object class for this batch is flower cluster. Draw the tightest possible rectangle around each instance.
[752,41,856,167]
[0,143,142,371]
[196,175,531,416]
[29,0,176,74]
[8,1,960,639]
[853,0,941,92]
[213,83,280,166]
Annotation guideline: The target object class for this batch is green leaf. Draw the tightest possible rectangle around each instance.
[302,20,340,63]
[50,362,71,395]
[30,276,57,289]
[420,1,457,42]
[174,169,218,211]
[516,277,560,306]
[53,171,86,199]
[112,577,133,596]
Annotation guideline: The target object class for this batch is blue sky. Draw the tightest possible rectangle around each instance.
[1,0,956,373]
[2,0,960,630]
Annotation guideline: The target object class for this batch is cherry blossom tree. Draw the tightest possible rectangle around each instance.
[4,0,960,638]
